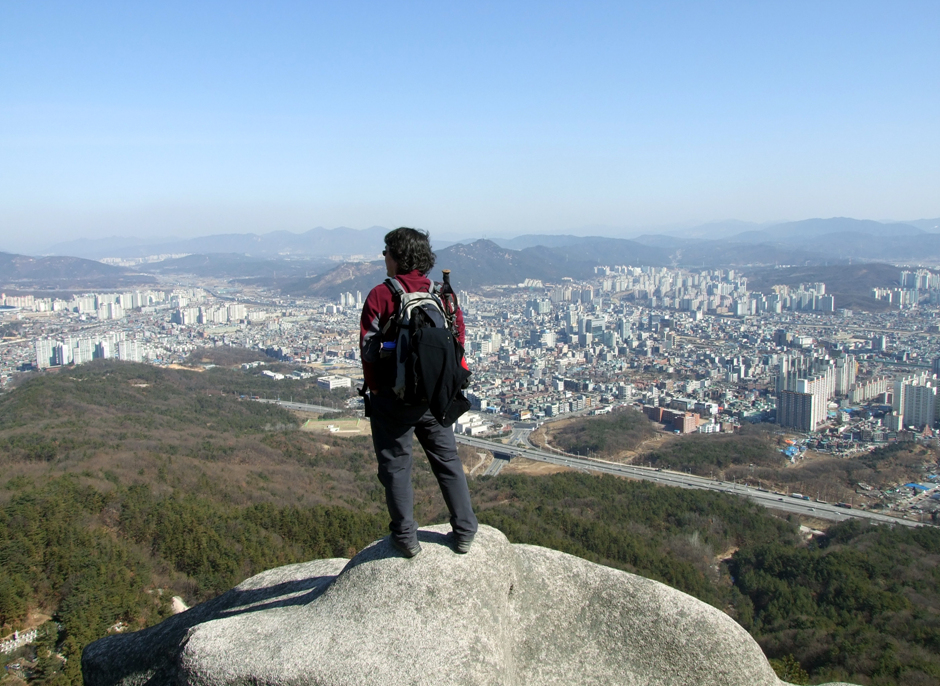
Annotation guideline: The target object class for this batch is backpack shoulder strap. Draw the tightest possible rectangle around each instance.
[380,278,406,335]
[384,277,406,297]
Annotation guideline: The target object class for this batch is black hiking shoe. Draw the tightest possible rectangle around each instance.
[452,534,474,555]
[390,538,422,558]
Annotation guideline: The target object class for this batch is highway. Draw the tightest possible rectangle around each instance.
[504,427,533,445]
[454,435,930,529]
[482,458,507,477]
[255,398,345,414]
[256,396,931,529]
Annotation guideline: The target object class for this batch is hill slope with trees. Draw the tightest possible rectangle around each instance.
[0,363,938,685]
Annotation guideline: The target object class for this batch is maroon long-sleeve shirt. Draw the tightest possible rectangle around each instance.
[359,270,465,391]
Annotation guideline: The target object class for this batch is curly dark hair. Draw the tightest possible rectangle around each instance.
[384,227,436,274]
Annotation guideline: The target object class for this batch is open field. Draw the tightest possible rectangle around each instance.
[501,456,571,476]
[302,417,370,436]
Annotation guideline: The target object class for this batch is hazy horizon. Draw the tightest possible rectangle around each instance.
[6,215,940,258]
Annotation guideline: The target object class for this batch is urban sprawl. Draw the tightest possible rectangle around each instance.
[2,265,940,454]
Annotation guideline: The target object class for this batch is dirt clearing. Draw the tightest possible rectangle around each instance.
[501,457,572,476]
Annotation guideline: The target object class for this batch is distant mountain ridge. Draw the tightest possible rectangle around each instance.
[0,252,156,288]
[728,217,924,243]
[489,234,589,250]
[904,218,940,232]
[629,217,940,265]
[277,220,940,300]
[43,226,392,260]
[16,217,940,293]
[149,253,331,280]
[40,235,185,257]
[41,217,940,262]
[280,238,668,297]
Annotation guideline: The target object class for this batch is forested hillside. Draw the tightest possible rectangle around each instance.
[547,406,656,458]
[0,363,939,685]
[0,361,381,510]
[0,478,387,683]
[731,521,940,685]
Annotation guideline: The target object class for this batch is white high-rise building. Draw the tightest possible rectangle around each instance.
[34,339,54,369]
[776,353,834,431]
[73,338,94,365]
[54,342,72,366]
[117,340,141,363]
[834,356,857,395]
[198,307,227,324]
[903,383,937,429]
[849,376,889,403]
[172,307,200,326]
[226,303,246,321]
[616,318,632,339]
[893,371,929,411]
[795,374,829,429]
[97,302,124,320]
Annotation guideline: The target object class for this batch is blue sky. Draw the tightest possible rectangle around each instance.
[1,1,938,252]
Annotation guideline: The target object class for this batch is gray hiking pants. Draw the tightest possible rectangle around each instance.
[369,393,478,545]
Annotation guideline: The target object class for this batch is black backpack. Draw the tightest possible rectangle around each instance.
[379,277,471,426]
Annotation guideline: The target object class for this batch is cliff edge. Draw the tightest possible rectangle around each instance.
[82,524,857,686]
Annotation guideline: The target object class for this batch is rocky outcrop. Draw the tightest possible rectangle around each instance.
[83,524,857,686]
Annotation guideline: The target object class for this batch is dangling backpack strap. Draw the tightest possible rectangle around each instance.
[357,384,372,417]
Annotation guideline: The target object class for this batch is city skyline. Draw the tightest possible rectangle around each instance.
[2,2,939,253]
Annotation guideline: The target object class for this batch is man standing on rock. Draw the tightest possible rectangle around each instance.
[359,227,478,558]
